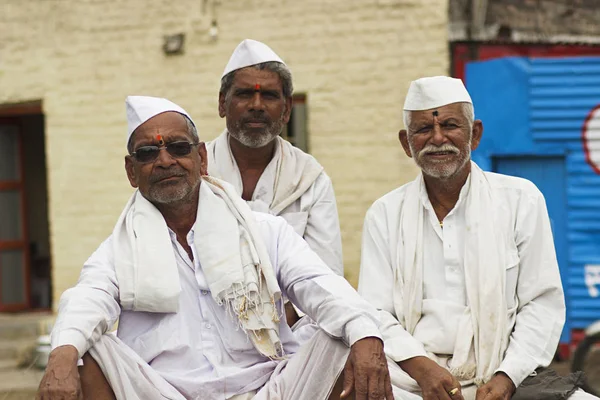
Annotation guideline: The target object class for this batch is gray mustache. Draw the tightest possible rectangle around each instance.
[420,144,460,155]
[150,172,186,183]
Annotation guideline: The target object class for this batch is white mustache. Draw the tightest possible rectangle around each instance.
[419,144,460,155]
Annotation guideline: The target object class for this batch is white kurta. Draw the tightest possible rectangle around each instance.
[358,171,565,389]
[53,212,380,399]
[206,134,343,276]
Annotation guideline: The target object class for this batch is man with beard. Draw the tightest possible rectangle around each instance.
[206,40,342,328]
[358,76,595,400]
[37,96,393,400]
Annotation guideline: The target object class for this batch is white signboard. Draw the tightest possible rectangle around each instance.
[583,105,600,175]
[585,264,600,298]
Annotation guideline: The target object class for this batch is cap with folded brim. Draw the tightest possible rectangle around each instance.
[222,39,285,78]
[403,76,472,111]
[125,96,195,148]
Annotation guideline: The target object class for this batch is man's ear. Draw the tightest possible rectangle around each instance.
[125,156,139,188]
[471,120,483,151]
[283,96,293,124]
[218,92,226,118]
[398,129,413,158]
[198,142,208,176]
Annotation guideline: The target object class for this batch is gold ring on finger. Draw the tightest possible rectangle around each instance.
[448,387,459,396]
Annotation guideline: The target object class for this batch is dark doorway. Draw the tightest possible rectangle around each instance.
[0,101,51,311]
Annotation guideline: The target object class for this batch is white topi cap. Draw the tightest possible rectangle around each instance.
[222,39,285,78]
[125,96,195,148]
[403,76,472,111]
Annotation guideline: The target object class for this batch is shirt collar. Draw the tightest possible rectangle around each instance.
[418,172,472,218]
[167,226,195,244]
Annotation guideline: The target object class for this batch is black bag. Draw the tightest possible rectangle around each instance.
[512,368,586,400]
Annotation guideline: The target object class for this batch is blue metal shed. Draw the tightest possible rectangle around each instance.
[465,56,600,348]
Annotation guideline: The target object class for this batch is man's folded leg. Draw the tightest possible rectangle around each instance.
[86,332,185,400]
[385,358,479,400]
[386,359,427,400]
[254,329,350,400]
[80,353,116,400]
[229,392,258,400]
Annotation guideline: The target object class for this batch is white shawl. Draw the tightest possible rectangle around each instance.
[112,176,283,359]
[394,162,510,385]
[206,130,324,215]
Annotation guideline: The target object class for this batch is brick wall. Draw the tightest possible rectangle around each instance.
[0,0,448,306]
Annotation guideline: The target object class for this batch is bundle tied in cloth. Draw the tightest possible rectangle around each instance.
[113,176,284,359]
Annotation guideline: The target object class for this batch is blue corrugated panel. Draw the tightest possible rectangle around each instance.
[467,56,600,344]
[530,57,600,331]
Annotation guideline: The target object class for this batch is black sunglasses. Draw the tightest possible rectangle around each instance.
[131,141,199,163]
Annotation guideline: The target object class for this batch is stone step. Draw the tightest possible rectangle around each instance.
[0,359,19,372]
[0,339,37,365]
[0,367,44,399]
[0,312,53,341]
[0,389,39,400]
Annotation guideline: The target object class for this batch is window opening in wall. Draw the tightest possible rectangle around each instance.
[281,94,309,153]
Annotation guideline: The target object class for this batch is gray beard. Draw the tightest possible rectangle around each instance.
[411,144,472,180]
[147,179,199,205]
[228,114,286,149]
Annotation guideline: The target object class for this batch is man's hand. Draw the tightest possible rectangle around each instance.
[341,337,394,400]
[37,345,82,400]
[399,356,464,400]
[475,373,515,400]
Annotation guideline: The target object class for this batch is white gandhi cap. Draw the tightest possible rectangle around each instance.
[125,96,195,149]
[403,76,472,111]
[222,39,285,78]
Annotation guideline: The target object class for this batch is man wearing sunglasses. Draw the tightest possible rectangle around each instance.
[207,40,343,330]
[37,96,393,400]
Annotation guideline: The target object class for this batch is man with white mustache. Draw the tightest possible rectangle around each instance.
[206,40,343,330]
[358,76,596,400]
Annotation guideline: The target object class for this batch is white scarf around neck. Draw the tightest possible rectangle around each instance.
[206,130,324,215]
[112,176,283,359]
[394,162,510,385]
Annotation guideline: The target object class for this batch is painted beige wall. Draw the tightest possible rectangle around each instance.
[0,0,448,307]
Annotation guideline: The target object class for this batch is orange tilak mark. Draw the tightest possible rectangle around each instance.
[156,134,164,146]
[254,83,261,91]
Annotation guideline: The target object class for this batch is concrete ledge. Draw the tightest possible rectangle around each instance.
[0,339,37,364]
[0,313,53,341]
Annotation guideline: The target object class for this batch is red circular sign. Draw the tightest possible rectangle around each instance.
[582,104,600,175]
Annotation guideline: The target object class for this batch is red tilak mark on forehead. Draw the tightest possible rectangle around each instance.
[156,134,164,146]
[254,83,261,91]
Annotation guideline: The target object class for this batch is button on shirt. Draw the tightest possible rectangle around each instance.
[53,212,381,399]
[413,177,470,355]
